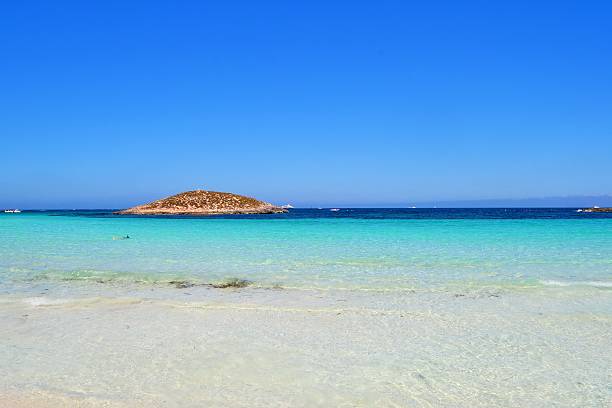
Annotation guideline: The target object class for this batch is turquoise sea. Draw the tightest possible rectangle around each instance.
[2,208,611,294]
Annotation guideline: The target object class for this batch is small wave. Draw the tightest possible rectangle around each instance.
[22,296,142,307]
[540,280,612,288]
[23,297,73,306]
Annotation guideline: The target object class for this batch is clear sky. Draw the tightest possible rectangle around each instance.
[1,1,611,208]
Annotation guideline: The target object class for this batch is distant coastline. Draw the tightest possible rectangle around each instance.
[581,207,612,213]
[4,194,612,211]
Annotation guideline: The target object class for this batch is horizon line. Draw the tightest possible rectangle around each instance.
[4,206,602,211]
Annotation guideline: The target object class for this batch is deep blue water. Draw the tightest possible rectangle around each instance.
[23,207,612,220]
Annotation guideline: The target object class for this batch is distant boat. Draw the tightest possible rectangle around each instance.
[4,209,21,213]
[576,209,583,212]
[280,204,294,209]
[330,208,340,212]
[593,206,600,209]
[409,206,416,209]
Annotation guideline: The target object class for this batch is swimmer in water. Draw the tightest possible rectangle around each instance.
[112,235,131,240]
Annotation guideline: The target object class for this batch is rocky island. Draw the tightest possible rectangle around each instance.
[116,190,287,215]
[581,207,612,213]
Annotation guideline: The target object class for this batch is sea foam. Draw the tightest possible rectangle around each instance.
[541,280,612,288]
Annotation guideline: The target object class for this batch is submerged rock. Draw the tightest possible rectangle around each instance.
[212,278,252,289]
[168,278,252,289]
[169,280,197,289]
[116,190,287,215]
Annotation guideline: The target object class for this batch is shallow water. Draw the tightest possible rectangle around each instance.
[1,209,612,293]
[1,286,610,407]
[0,209,611,406]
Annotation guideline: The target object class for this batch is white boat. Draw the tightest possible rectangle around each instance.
[330,208,340,212]
[4,209,21,213]
[280,204,294,209]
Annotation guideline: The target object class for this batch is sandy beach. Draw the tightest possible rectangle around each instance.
[1,284,610,407]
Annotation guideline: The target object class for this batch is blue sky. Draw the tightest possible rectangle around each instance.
[1,1,611,208]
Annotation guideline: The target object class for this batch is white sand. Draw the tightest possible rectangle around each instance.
[0,286,610,407]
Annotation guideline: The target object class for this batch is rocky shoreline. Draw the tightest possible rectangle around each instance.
[116,190,287,215]
[581,207,612,213]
